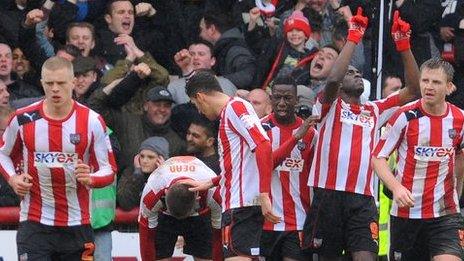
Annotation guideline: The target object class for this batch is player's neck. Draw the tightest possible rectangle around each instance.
[275,114,296,126]
[212,93,231,116]
[340,92,361,104]
[43,99,74,120]
[421,99,447,116]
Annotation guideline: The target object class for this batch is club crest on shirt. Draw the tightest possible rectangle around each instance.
[297,140,306,151]
[449,129,457,139]
[70,133,81,145]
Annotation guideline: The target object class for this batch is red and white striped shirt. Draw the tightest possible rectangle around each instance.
[138,156,221,229]
[0,100,116,226]
[373,100,464,219]
[218,97,270,211]
[308,94,400,196]
[261,114,317,231]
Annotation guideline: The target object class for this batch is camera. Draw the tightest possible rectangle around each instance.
[295,104,312,119]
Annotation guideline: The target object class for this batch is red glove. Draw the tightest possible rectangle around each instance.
[347,7,368,44]
[391,10,411,52]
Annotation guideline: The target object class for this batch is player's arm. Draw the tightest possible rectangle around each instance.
[138,181,164,261]
[0,116,33,196]
[83,115,117,188]
[392,11,421,105]
[372,113,414,208]
[272,116,318,168]
[207,187,223,261]
[454,152,464,199]
[323,7,368,104]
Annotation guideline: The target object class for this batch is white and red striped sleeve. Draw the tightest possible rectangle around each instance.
[227,100,270,150]
[375,92,401,127]
[138,174,166,229]
[88,114,117,188]
[0,114,21,180]
[373,110,407,159]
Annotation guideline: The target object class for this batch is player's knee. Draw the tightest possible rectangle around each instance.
[165,183,196,219]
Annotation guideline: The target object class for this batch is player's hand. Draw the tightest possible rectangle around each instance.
[135,2,156,17]
[260,193,281,224]
[132,62,151,79]
[392,184,414,208]
[347,7,368,44]
[294,115,318,140]
[8,173,33,197]
[174,49,193,74]
[75,159,92,186]
[186,179,214,192]
[391,10,411,52]
[25,9,44,27]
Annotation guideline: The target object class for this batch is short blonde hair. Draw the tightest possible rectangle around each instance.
[41,56,74,79]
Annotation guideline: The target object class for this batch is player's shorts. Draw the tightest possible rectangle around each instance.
[302,188,379,257]
[17,221,95,261]
[155,212,212,259]
[222,206,264,258]
[390,214,464,260]
[261,230,312,261]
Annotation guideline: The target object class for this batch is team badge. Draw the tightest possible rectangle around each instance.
[297,140,306,151]
[449,129,457,139]
[70,133,81,145]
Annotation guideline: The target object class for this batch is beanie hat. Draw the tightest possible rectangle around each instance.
[284,10,312,39]
[138,136,170,160]
[255,0,275,17]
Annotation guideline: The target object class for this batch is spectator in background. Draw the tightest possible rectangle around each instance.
[297,44,339,107]
[0,43,42,101]
[200,12,257,90]
[248,88,272,118]
[67,22,96,58]
[0,106,19,207]
[169,41,237,105]
[117,136,169,211]
[186,116,220,174]
[382,74,402,98]
[89,85,185,169]
[0,80,10,107]
[12,47,33,82]
[73,56,99,104]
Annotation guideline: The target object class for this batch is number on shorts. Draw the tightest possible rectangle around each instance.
[81,242,95,261]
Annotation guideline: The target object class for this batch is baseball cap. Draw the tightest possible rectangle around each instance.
[146,86,174,103]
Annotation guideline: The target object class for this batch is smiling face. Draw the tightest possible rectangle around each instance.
[310,47,338,80]
[420,67,452,108]
[144,100,172,126]
[286,29,307,48]
[105,1,135,35]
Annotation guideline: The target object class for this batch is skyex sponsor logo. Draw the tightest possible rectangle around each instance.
[276,158,304,172]
[340,108,374,128]
[414,146,454,161]
[34,152,78,168]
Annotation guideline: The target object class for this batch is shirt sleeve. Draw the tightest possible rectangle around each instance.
[373,110,407,159]
[0,115,21,181]
[138,174,166,229]
[375,92,401,127]
[227,100,270,151]
[89,115,117,188]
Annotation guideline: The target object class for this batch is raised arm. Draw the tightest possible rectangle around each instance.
[391,11,421,105]
[323,7,368,103]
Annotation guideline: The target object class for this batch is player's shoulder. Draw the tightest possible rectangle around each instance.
[15,100,43,125]
[395,100,422,122]
[260,114,275,131]
[447,102,464,120]
[75,101,101,119]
